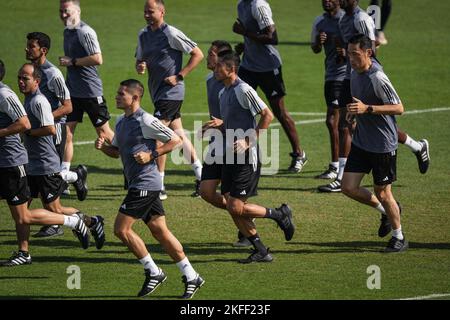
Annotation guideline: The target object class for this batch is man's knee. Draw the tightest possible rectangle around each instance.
[226,200,244,216]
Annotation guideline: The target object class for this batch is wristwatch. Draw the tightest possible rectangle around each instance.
[176,74,184,82]
[367,105,374,114]
[151,150,159,160]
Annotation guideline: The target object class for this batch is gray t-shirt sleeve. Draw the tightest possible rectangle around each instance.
[0,91,27,122]
[370,71,402,105]
[31,96,54,127]
[354,13,376,41]
[140,113,175,143]
[48,70,71,102]
[78,25,102,56]
[251,0,275,30]
[165,25,197,54]
[311,15,324,44]
[235,83,268,117]
[135,29,145,61]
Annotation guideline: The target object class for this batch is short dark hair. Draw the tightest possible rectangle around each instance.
[0,59,5,81]
[218,50,241,70]
[120,79,145,98]
[61,0,80,7]
[21,63,42,81]
[211,40,232,54]
[27,32,51,51]
[348,33,373,50]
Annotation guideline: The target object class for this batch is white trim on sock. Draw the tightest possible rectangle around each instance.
[63,215,79,229]
[338,157,347,180]
[375,203,386,215]
[404,135,422,153]
[61,162,71,172]
[139,254,160,276]
[60,170,78,183]
[176,257,197,282]
[191,160,203,181]
[392,227,404,240]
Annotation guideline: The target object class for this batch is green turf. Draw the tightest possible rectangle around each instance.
[0,0,449,300]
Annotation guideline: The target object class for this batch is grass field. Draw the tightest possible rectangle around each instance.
[0,0,449,300]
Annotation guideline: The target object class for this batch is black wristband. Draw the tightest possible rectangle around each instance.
[71,57,77,67]
[151,150,160,159]
[24,129,31,136]
[176,74,184,82]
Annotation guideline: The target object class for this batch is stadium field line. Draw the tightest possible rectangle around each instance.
[74,107,450,146]
[109,106,450,118]
[396,293,450,300]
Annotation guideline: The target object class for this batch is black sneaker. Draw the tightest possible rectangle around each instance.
[384,236,409,253]
[378,201,402,238]
[33,225,64,238]
[73,165,88,201]
[414,139,430,174]
[318,179,341,193]
[276,204,295,241]
[181,274,205,299]
[315,164,338,179]
[191,180,201,198]
[89,216,105,250]
[0,251,32,267]
[238,249,274,264]
[137,269,167,297]
[72,215,90,249]
[288,151,308,173]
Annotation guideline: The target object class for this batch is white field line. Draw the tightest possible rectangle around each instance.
[74,107,450,146]
[396,293,450,300]
[110,107,450,118]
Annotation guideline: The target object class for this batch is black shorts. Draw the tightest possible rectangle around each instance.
[221,162,261,199]
[238,66,286,100]
[0,165,30,206]
[338,79,352,109]
[53,123,67,163]
[28,173,65,204]
[67,96,111,127]
[201,162,223,181]
[154,100,183,122]
[345,144,397,186]
[119,189,165,224]
[324,80,344,109]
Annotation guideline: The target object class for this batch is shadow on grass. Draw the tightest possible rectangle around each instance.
[0,276,50,280]
[284,241,450,253]
[0,295,134,300]
[82,165,123,176]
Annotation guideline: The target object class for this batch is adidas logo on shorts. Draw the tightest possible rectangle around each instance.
[120,204,126,210]
[240,190,247,195]
[11,196,20,202]
[47,193,54,200]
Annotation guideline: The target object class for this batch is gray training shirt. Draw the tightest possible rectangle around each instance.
[206,72,225,159]
[219,77,268,164]
[351,60,401,154]
[311,10,347,82]
[238,0,282,72]
[39,59,71,124]
[136,23,197,103]
[63,21,103,98]
[339,6,376,79]
[112,108,174,191]
[0,82,28,168]
[23,89,61,175]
